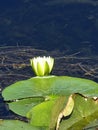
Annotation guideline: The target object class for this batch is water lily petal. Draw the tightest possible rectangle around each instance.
[30,56,54,76]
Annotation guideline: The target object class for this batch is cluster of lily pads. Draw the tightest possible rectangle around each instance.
[1,56,98,130]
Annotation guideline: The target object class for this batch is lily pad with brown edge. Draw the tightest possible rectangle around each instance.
[59,94,98,130]
[26,95,72,130]
[2,76,98,129]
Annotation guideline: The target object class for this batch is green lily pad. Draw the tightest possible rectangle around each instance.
[26,94,98,130]
[27,99,56,127]
[59,94,98,130]
[2,76,98,129]
[27,96,68,129]
[8,97,44,116]
[84,119,98,130]
[0,120,46,130]
[2,76,98,101]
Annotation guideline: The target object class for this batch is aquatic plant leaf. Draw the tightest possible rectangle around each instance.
[56,94,74,130]
[8,97,44,116]
[63,94,74,117]
[49,96,69,130]
[27,96,69,129]
[2,76,98,101]
[0,120,46,130]
[59,94,98,130]
[84,119,98,130]
[2,76,98,129]
[27,99,55,127]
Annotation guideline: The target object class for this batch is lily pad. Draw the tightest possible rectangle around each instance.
[2,76,98,129]
[27,96,68,129]
[26,94,98,130]
[59,94,98,130]
[84,119,98,130]
[2,76,98,101]
[0,120,46,130]
[8,97,44,116]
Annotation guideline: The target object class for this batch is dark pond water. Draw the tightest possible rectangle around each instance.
[0,0,98,54]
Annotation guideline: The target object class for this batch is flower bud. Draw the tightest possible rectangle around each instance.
[30,56,54,76]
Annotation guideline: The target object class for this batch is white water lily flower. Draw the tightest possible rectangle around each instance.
[30,56,54,76]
